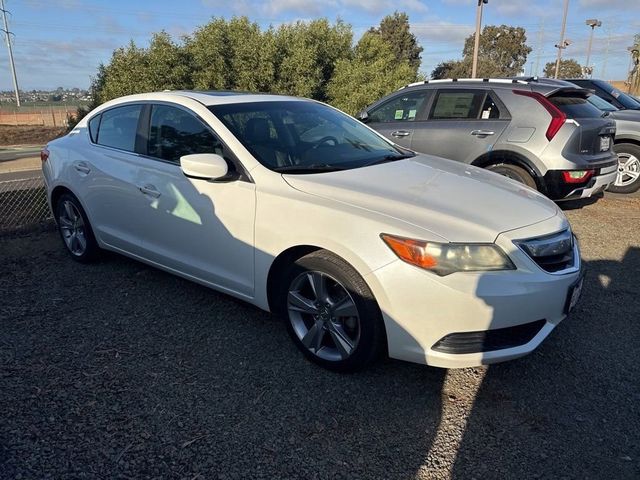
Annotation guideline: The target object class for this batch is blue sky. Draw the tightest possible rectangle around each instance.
[1,0,639,91]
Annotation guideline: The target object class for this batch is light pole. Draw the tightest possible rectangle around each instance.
[584,19,602,78]
[554,0,570,79]
[471,0,488,79]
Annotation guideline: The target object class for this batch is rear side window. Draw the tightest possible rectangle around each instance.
[430,90,485,120]
[88,114,101,142]
[148,105,223,163]
[549,94,604,118]
[368,90,430,122]
[97,105,142,152]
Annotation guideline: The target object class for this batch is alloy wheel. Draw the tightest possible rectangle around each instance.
[615,153,640,187]
[58,200,87,256]
[287,271,361,362]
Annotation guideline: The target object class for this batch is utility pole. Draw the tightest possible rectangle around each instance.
[471,0,488,78]
[584,19,602,78]
[601,27,611,79]
[1,0,20,107]
[554,0,570,79]
[534,21,544,76]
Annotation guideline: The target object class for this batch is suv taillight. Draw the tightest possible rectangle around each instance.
[513,90,567,141]
[40,147,50,163]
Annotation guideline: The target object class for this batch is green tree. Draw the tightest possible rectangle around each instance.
[543,58,583,78]
[431,60,467,79]
[369,11,423,72]
[327,32,416,115]
[271,19,353,100]
[432,25,531,79]
[187,17,275,92]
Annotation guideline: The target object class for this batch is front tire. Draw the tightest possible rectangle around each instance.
[55,193,100,263]
[485,163,537,190]
[608,143,640,193]
[281,250,386,372]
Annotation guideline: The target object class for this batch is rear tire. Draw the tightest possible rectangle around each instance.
[485,163,537,190]
[281,250,386,372]
[608,143,640,194]
[54,193,100,263]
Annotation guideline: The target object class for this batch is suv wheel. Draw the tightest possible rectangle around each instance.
[609,143,640,194]
[485,163,537,189]
[281,250,386,372]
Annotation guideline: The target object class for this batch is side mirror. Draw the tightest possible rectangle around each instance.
[180,153,229,180]
[357,110,369,123]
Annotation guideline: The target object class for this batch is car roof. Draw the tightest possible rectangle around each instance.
[397,78,571,95]
[125,90,310,106]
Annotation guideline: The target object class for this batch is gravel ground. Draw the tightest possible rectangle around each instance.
[1,193,639,480]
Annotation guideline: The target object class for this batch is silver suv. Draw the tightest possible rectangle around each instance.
[358,78,618,201]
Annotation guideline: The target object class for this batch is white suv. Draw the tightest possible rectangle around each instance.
[42,91,584,371]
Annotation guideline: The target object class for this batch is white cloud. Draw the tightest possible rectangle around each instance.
[412,21,474,44]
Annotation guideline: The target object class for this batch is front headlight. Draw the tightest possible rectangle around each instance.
[381,234,516,276]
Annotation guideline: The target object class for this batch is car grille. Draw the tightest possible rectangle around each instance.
[516,229,577,273]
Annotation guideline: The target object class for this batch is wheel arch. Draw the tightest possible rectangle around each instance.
[266,245,323,315]
[613,137,640,148]
[471,150,544,190]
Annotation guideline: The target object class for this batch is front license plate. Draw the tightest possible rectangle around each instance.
[600,136,611,151]
[564,273,585,314]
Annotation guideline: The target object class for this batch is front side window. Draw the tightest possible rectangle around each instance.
[209,101,413,173]
[96,105,142,152]
[368,91,430,123]
[430,90,486,120]
[148,105,223,163]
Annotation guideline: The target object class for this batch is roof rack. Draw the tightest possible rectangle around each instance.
[399,78,529,90]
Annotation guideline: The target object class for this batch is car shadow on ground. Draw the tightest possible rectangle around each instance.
[448,247,640,479]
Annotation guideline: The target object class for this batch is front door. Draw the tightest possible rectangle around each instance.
[365,89,431,149]
[133,104,256,297]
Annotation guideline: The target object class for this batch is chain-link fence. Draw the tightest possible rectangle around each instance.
[0,175,53,233]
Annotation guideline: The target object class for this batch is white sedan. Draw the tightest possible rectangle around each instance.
[41,91,583,371]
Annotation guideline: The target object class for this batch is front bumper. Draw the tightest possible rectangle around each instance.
[365,214,582,368]
[544,161,618,200]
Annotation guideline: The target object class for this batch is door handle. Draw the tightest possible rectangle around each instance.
[391,130,411,138]
[138,184,161,198]
[73,162,91,174]
[471,130,495,137]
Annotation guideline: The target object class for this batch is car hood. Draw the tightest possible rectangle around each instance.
[609,109,640,122]
[283,155,560,243]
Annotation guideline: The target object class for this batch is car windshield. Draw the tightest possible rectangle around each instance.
[209,101,413,173]
[587,94,618,112]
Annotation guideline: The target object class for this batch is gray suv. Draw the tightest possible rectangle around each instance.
[358,78,618,201]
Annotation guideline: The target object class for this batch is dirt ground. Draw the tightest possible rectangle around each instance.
[0,125,67,146]
[1,194,639,479]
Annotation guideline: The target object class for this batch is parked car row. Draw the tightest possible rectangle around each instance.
[360,77,639,195]
[44,82,604,373]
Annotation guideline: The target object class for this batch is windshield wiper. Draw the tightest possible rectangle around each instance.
[273,164,346,174]
[363,153,415,167]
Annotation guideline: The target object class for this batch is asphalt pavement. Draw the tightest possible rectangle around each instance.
[0,194,638,479]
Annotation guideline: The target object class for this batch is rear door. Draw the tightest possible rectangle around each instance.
[80,103,150,257]
[410,88,509,163]
[365,89,431,149]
